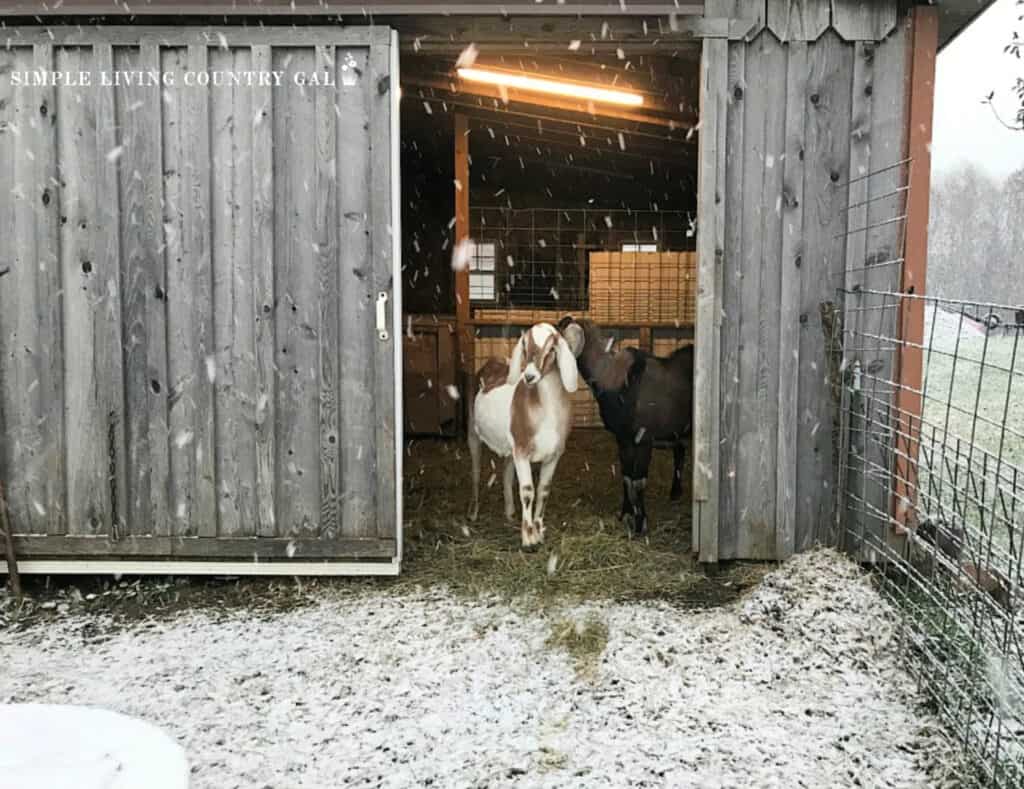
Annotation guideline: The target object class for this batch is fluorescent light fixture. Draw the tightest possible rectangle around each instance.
[457,67,644,107]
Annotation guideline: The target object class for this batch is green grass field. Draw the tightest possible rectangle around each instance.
[918,326,1024,552]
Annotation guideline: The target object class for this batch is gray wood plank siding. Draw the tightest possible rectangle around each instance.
[0,29,399,563]
[710,5,908,559]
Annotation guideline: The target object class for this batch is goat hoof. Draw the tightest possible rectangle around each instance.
[622,513,635,535]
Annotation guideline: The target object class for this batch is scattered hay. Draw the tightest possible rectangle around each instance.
[397,432,767,606]
[2,433,766,628]
[545,615,610,675]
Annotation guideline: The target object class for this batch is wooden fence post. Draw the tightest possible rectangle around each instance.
[892,6,937,533]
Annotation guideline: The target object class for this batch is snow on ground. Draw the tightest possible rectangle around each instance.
[0,550,950,788]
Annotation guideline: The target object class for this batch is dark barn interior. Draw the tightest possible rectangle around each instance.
[398,38,703,551]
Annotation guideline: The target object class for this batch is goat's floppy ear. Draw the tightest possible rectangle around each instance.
[507,333,525,385]
[556,333,580,393]
[561,322,585,358]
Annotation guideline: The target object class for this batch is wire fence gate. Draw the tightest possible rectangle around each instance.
[829,160,1024,786]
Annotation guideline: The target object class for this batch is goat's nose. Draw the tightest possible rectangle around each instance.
[523,364,540,384]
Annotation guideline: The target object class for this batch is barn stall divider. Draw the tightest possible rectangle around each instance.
[0,28,403,574]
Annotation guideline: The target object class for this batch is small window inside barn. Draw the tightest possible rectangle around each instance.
[470,242,496,301]
[622,243,658,253]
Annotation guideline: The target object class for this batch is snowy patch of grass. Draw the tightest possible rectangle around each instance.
[545,615,609,675]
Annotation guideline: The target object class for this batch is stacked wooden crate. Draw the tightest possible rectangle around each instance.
[587,251,697,325]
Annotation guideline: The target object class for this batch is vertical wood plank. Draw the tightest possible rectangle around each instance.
[2,44,65,535]
[830,0,898,42]
[859,24,908,544]
[370,28,397,541]
[251,44,277,537]
[767,0,831,42]
[705,0,766,37]
[315,44,341,537]
[0,46,34,535]
[735,31,775,559]
[211,46,257,537]
[695,37,726,564]
[709,35,728,561]
[118,43,168,537]
[274,45,320,536]
[775,41,808,560]
[795,30,855,550]
[337,44,376,538]
[59,44,108,536]
[33,42,65,536]
[188,43,217,537]
[162,45,189,536]
[841,41,874,546]
[717,42,746,559]
[93,42,129,539]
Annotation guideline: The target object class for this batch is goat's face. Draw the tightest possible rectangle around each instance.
[508,323,581,392]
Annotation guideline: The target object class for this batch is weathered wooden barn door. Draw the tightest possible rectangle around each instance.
[0,27,402,573]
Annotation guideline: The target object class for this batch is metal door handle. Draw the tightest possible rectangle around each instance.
[376,291,389,341]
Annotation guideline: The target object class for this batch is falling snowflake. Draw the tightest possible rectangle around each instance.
[446,385,461,401]
[455,43,479,69]
[451,238,474,272]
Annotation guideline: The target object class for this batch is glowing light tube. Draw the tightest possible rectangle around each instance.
[456,67,644,107]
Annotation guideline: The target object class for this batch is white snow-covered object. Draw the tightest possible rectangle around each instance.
[0,704,188,789]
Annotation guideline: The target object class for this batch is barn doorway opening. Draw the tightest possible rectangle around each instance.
[397,27,704,575]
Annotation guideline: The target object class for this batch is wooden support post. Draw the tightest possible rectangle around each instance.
[454,114,473,432]
[0,482,21,597]
[892,6,937,532]
[638,327,653,354]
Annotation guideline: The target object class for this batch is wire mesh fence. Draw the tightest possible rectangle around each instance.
[468,207,697,326]
[831,164,1024,786]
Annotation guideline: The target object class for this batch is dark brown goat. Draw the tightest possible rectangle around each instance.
[558,316,694,537]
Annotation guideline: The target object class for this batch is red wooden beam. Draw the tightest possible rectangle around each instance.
[454,113,474,433]
[892,6,938,533]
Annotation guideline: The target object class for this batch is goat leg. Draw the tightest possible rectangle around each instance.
[617,440,635,533]
[626,441,653,537]
[513,452,540,550]
[503,457,517,524]
[468,417,482,522]
[532,451,562,543]
[670,443,686,501]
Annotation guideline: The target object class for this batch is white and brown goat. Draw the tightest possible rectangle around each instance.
[468,322,583,548]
